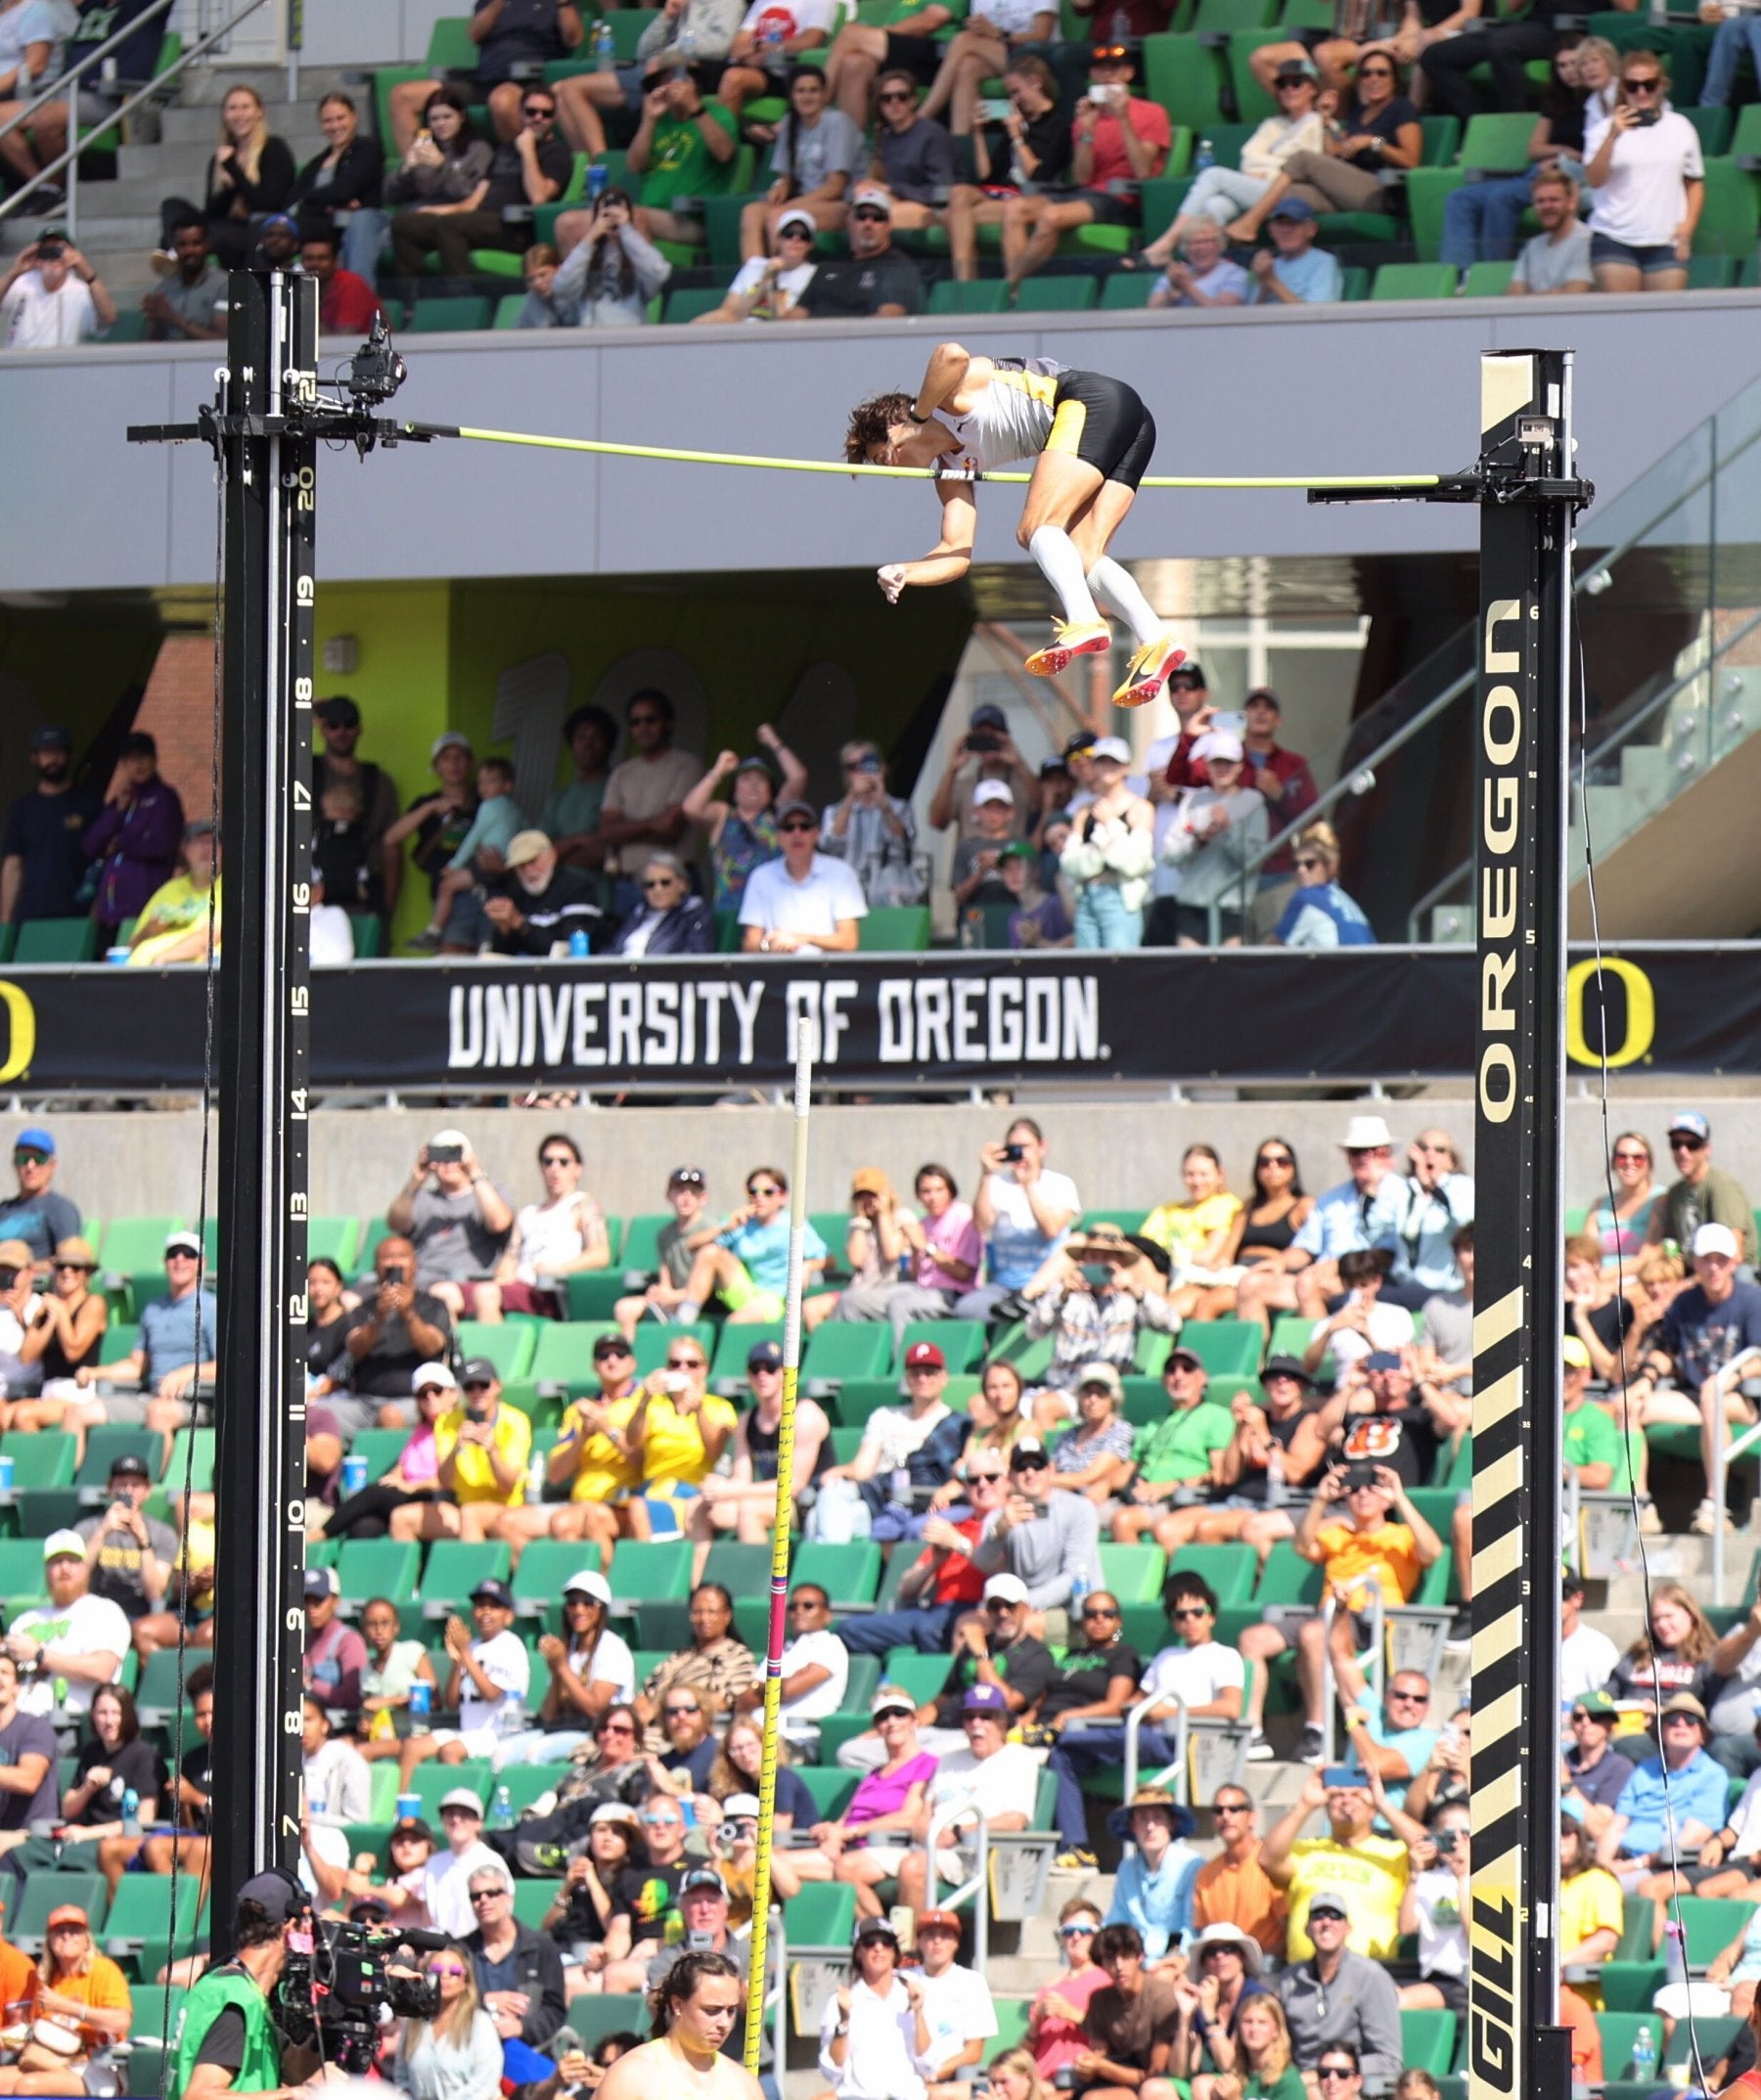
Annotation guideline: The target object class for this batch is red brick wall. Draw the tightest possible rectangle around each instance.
[114,634,221,824]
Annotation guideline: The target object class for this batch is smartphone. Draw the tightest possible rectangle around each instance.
[1002,1142,1025,1163]
[1209,709,1246,736]
[978,96,1013,120]
[966,730,1000,754]
[384,1264,407,1286]
[1087,84,1116,103]
[1632,106,1660,125]
[853,753,882,775]
[429,1142,464,1165]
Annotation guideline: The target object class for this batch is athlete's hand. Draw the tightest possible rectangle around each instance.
[877,563,907,604]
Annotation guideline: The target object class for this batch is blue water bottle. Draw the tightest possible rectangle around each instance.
[122,1789,141,1837]
[587,161,610,204]
[592,16,615,67]
[1193,136,1215,173]
[568,928,591,958]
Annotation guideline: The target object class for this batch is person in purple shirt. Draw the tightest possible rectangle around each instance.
[81,731,185,936]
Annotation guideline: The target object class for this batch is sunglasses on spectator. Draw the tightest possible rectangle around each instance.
[53,1259,93,1272]
[1612,1149,1649,1163]
[1317,2067,1356,2081]
[1170,1604,1211,1620]
[1059,1922,1097,1938]
[1388,1687,1429,1704]
[664,1703,700,1719]
[1624,73,1661,90]
[600,1720,635,1733]
[1214,1800,1251,1815]
[848,208,888,224]
[874,1706,913,1723]
[642,1813,682,1827]
[166,1248,200,1261]
[780,226,814,240]
[470,1886,509,1902]
[595,1342,632,1357]
[642,875,681,890]
[1259,1152,1293,1166]
[1357,63,1393,74]
[1671,1133,1705,1149]
[523,103,555,115]
[1294,854,1325,869]
[463,1378,494,1392]
[1275,75,1310,87]
[1310,1909,1348,1926]
[747,1183,782,1196]
[540,1153,575,1168]
[13,1148,50,1166]
[779,815,821,827]
[1011,1453,1049,1470]
[667,1355,706,1369]
[1569,1709,1598,1723]
[1080,1603,1119,1619]
[879,88,914,102]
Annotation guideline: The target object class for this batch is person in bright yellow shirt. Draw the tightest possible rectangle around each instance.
[634,1338,738,1515]
[391,1358,530,1543]
[1260,1763,1412,1961]
[491,1333,650,1571]
[1556,1815,1624,2008]
[126,824,222,967]
[1237,1463,1440,1765]
[1139,1143,1244,1317]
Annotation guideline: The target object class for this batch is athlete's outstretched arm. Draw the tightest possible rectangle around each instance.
[878,479,976,603]
[910,341,973,423]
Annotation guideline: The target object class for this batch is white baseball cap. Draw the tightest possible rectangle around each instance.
[412,1362,457,1392]
[429,1127,470,1151]
[1088,736,1131,765]
[564,1569,612,1605]
[42,1529,86,1561]
[983,1572,1029,1604]
[1693,1223,1740,1260]
[972,779,1014,807]
[1340,1114,1393,1150]
[1191,730,1244,763]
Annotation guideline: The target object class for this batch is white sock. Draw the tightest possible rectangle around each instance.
[1028,525,1102,629]
[1087,556,1165,650]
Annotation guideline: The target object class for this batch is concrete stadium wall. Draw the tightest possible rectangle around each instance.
[19,296,1760,593]
[11,1095,1750,1241]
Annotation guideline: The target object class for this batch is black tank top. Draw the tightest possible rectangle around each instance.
[1229,1400,1320,1507]
[38,1305,101,1382]
[747,1409,832,1485]
[1239,1203,1299,1259]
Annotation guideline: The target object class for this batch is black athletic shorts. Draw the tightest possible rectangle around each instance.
[882,29,943,78]
[1048,368,1156,491]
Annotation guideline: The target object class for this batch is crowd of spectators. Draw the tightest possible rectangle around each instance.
[0,1095,1752,2088]
[4,0,1754,351]
[6,672,1360,958]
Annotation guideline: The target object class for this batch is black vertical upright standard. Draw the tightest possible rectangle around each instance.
[127,272,418,1944]
[1310,346,1590,2100]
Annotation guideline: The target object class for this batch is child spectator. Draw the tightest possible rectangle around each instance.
[409,755,522,953]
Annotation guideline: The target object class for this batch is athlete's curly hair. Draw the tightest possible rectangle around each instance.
[845,391,917,464]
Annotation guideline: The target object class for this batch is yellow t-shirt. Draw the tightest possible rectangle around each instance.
[559,1393,643,1503]
[1285,1834,1410,1960]
[1558,1864,1625,2005]
[127,875,223,967]
[433,1403,531,1506]
[640,1389,740,1496]
[1315,1519,1422,1612]
[176,1516,217,1618]
[56,1951,131,2048]
[1140,1191,1242,1262]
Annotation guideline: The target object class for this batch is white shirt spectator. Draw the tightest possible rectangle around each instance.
[1585,105,1702,246]
[309,904,356,966]
[728,255,816,310]
[1140,1637,1246,1711]
[926,1740,1039,1839]
[459,1629,530,1740]
[740,851,868,949]
[1410,1862,1468,1979]
[779,1626,849,1720]
[917,1961,999,2070]
[861,1400,952,1476]
[573,1626,636,1704]
[298,1821,350,1903]
[304,1736,374,1826]
[819,1975,932,2100]
[1,270,96,349]
[422,1839,506,1940]
[1559,1622,1620,1708]
[11,1592,130,1717]
[980,1168,1081,1288]
[1313,1298,1416,1373]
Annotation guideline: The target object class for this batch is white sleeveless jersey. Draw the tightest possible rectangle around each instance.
[932,356,1068,471]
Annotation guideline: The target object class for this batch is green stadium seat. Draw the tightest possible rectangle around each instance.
[568,1993,652,2049]
[1686,104,1733,156]
[1338,265,1371,301]
[1178,1320,1261,1380]
[1690,253,1738,288]
[426,15,479,69]
[711,1319,784,1391]
[135,1648,203,1726]
[1462,260,1513,296]
[792,1541,882,1608]
[1372,261,1458,300]
[609,1538,693,1607]
[308,1217,361,1271]
[342,1428,409,1480]
[897,1320,986,1374]
[1014,276,1099,310]
[1224,30,1289,121]
[421,1541,513,1618]
[337,1538,422,1613]
[1098,1543,1167,1602]
[511,1878,564,1928]
[1167,1541,1257,1606]
[703,1541,774,1596]
[828,1426,867,1466]
[162,1429,215,1491]
[859,907,932,951]
[0,1434,77,1491]
[665,285,732,324]
[0,1539,52,1600]
[125,1985,188,2048]
[792,1767,859,1818]
[802,1324,891,1388]
[1101,271,1156,308]
[833,1378,905,1429]
[11,1873,108,1952]
[1672,1895,1758,1967]
[16,1488,81,1539]
[530,1320,614,1391]
[13,918,99,963]
[454,1321,538,1382]
[1459,112,1538,174]
[75,1428,157,1506]
[408,295,494,333]
[880,1650,954,1704]
[96,1320,137,1367]
[494,293,527,329]
[0,927,13,963]
[409,1760,493,1820]
[1419,113,1461,165]
[1143,33,1227,133]
[620,1214,674,1274]
[1400,2010,1457,2078]
[1256,1540,1324,1605]
[104,1879,206,1957]
[783,1882,856,1948]
[1694,157,1759,255]
[100,1219,182,1281]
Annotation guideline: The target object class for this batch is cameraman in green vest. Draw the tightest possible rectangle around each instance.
[172,1870,331,2100]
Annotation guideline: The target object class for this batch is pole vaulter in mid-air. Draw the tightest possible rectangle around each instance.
[845,343,1190,703]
